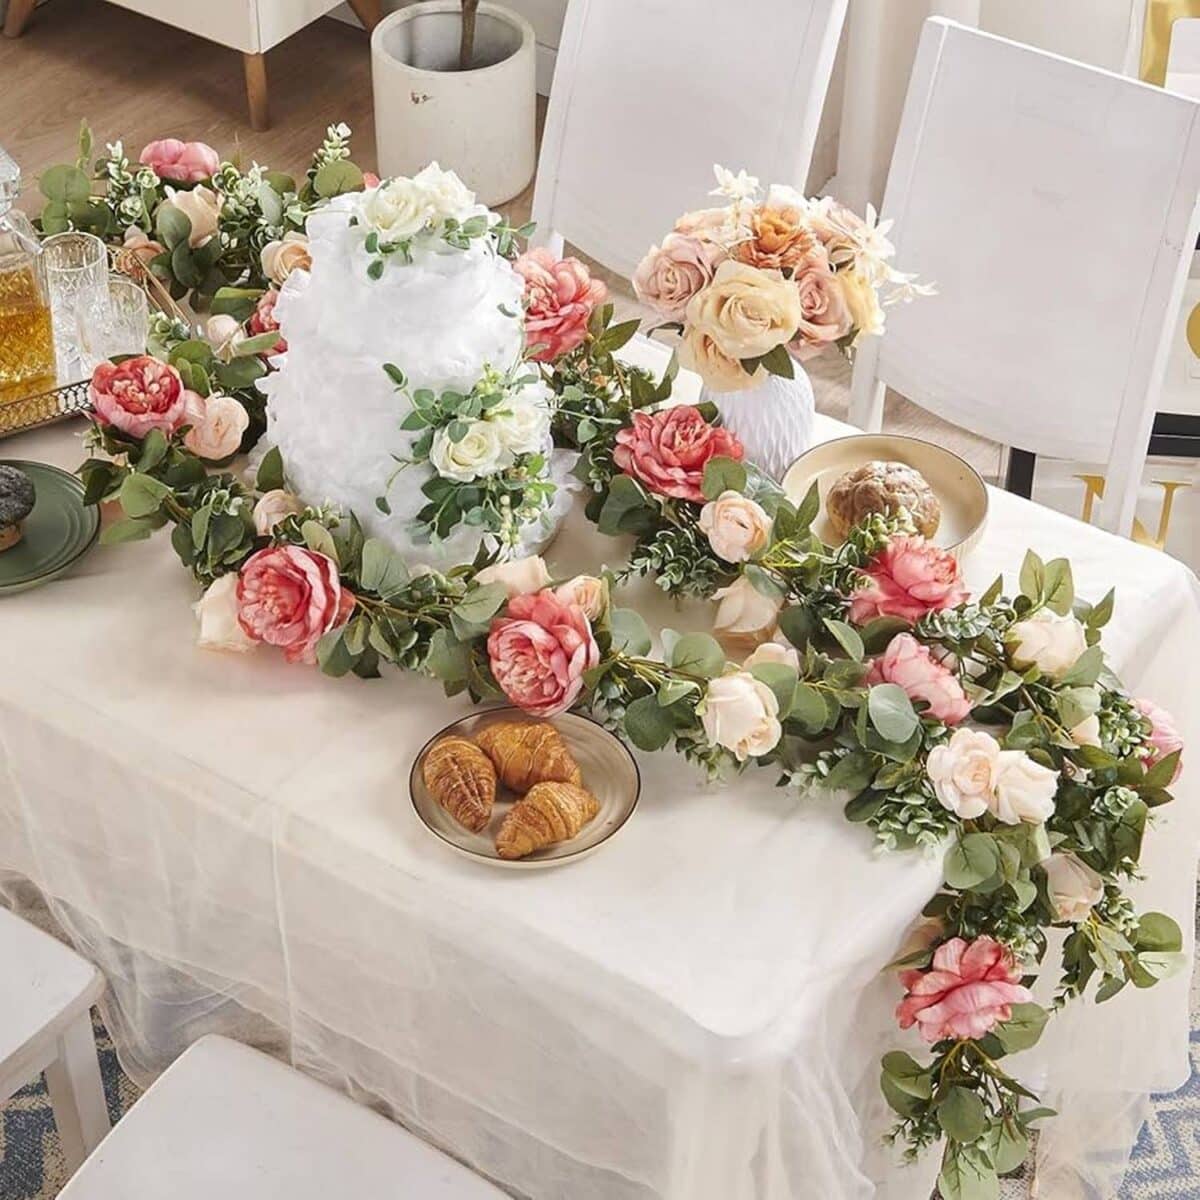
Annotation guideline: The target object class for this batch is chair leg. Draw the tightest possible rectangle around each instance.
[43,1013,110,1172]
[345,0,383,32]
[243,52,269,131]
[2,0,38,38]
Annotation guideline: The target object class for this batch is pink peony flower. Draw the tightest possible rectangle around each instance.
[139,138,220,183]
[88,355,192,439]
[867,633,971,725]
[236,545,354,665]
[849,535,968,625]
[487,589,600,717]
[248,288,287,356]
[897,936,1033,1043]
[1136,698,1184,783]
[514,248,607,362]
[613,405,743,504]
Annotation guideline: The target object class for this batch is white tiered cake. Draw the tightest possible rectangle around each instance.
[261,168,570,568]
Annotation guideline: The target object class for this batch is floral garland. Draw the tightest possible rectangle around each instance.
[61,132,1187,1200]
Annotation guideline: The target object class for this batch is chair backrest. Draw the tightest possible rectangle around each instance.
[530,0,848,278]
[849,18,1200,535]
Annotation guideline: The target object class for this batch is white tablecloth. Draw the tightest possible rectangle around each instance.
[1,403,1197,1200]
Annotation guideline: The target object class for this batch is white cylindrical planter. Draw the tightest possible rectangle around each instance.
[371,1,537,206]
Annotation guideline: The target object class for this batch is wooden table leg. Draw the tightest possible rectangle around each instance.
[346,0,383,32]
[2,0,38,38]
[243,52,269,131]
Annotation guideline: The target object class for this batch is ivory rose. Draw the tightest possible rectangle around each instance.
[487,589,600,717]
[183,392,249,461]
[253,489,303,536]
[260,232,311,285]
[555,574,608,622]
[744,641,800,672]
[685,260,804,360]
[88,355,191,438]
[514,248,607,363]
[712,575,781,641]
[678,327,757,393]
[992,751,1058,825]
[194,574,255,653]
[1007,609,1088,680]
[789,260,853,360]
[236,545,354,665]
[363,176,435,238]
[413,161,476,221]
[867,633,971,726]
[248,289,286,356]
[115,225,164,280]
[164,184,220,248]
[838,269,886,341]
[927,728,1001,819]
[429,420,509,481]
[633,233,723,322]
[613,405,743,503]
[733,205,816,272]
[1136,698,1184,783]
[897,936,1033,1043]
[849,536,968,625]
[698,490,773,563]
[206,313,242,353]
[699,671,782,761]
[139,138,219,183]
[491,393,551,456]
[474,555,552,598]
[1042,853,1104,923]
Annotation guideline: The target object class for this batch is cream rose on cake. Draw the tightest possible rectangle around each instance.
[363,176,436,239]
[428,421,510,482]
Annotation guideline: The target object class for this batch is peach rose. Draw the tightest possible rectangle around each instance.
[1042,853,1104,923]
[674,207,738,239]
[236,545,354,665]
[88,355,191,439]
[698,490,772,563]
[613,405,743,504]
[789,260,853,360]
[633,233,724,322]
[163,184,220,249]
[743,641,800,672]
[260,232,311,286]
[849,535,968,625]
[685,260,803,361]
[514,248,607,363]
[712,575,781,641]
[734,205,816,272]
[992,751,1057,825]
[677,327,757,393]
[1136,698,1184,783]
[927,728,1001,819]
[699,671,781,761]
[867,633,971,726]
[194,573,255,654]
[838,268,886,341]
[253,489,303,536]
[897,936,1033,1043]
[114,226,165,281]
[555,574,608,622]
[139,138,220,183]
[487,589,600,717]
[474,554,552,599]
[1007,610,1087,680]
[183,392,249,461]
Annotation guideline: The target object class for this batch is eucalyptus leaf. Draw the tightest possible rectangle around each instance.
[868,683,919,743]
[610,607,653,656]
[255,445,285,492]
[670,632,726,678]
[823,617,864,661]
[938,1086,986,1144]
[944,832,1001,890]
[995,1002,1049,1053]
[624,694,676,751]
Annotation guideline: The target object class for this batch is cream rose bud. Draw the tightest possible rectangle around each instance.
[362,177,435,239]
[428,420,509,482]
[698,490,773,563]
[743,640,800,672]
[183,393,249,461]
[412,162,477,221]
[1007,609,1088,679]
[474,555,552,599]
[699,671,782,761]
[253,488,303,536]
[260,232,311,285]
[992,750,1058,825]
[926,727,1000,819]
[194,574,255,653]
[685,260,804,360]
[491,394,550,456]
[711,575,782,640]
[206,313,242,349]
[164,184,220,248]
[555,574,607,622]
[1042,853,1104,923]
[1070,713,1102,748]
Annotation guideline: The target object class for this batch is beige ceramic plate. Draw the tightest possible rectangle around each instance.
[781,434,989,560]
[410,708,641,869]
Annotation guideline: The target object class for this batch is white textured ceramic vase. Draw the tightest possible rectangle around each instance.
[700,362,816,482]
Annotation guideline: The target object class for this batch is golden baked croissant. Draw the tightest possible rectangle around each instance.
[422,736,496,832]
[475,721,582,792]
[494,781,600,860]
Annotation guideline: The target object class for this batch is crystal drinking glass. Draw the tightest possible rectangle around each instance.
[42,231,108,379]
[75,275,151,375]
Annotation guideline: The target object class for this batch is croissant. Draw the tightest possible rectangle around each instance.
[475,721,582,792]
[422,736,496,832]
[494,781,600,860]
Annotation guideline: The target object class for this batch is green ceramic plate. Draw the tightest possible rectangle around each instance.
[0,460,99,595]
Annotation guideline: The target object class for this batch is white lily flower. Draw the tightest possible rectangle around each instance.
[709,164,760,203]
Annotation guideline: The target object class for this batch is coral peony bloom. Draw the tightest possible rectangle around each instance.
[139,138,220,183]
[236,545,354,665]
[613,404,743,504]
[848,535,968,625]
[733,204,817,273]
[249,288,287,356]
[1136,698,1184,784]
[514,248,607,362]
[88,355,191,439]
[867,633,971,726]
[897,936,1032,1043]
[487,589,599,717]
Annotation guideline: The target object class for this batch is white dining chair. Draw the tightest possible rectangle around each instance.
[57,1035,507,1199]
[848,17,1200,536]
[0,906,110,1171]
[530,0,848,279]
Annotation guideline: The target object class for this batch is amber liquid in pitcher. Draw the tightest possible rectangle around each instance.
[0,263,56,402]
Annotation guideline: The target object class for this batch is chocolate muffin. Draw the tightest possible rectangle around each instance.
[826,460,940,540]
[0,464,36,552]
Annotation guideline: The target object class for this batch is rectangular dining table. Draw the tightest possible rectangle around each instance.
[1,364,1197,1199]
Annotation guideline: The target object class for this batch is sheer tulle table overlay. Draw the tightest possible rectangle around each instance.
[0,385,1197,1200]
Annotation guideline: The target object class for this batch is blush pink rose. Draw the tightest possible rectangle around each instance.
[633,233,724,322]
[236,545,354,665]
[139,138,220,183]
[613,405,744,504]
[897,936,1033,1043]
[849,535,969,625]
[788,259,853,361]
[867,633,971,725]
[88,355,192,439]
[248,288,287,356]
[487,589,600,717]
[514,248,607,362]
[1136,698,1184,783]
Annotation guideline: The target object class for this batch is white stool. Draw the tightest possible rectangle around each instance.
[58,1035,507,1198]
[0,906,110,1170]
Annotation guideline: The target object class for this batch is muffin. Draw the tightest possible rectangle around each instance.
[825,460,940,540]
[0,464,35,552]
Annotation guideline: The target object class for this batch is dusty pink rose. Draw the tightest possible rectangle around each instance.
[897,936,1033,1043]
[361,171,381,189]
[867,633,971,725]
[633,233,724,322]
[1136,698,1184,783]
[789,259,853,361]
[236,545,354,665]
[849,536,969,625]
[88,355,191,439]
[248,289,287,356]
[514,248,607,362]
[138,138,220,183]
[487,589,600,717]
[613,405,743,504]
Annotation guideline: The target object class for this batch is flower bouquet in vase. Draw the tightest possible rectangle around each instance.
[633,166,930,480]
